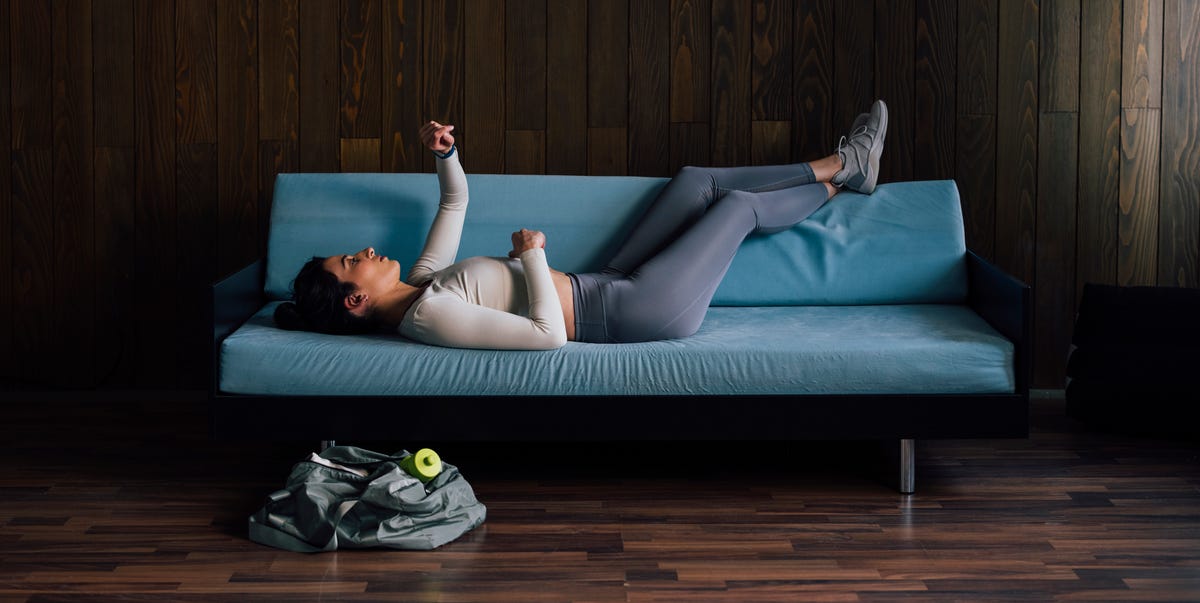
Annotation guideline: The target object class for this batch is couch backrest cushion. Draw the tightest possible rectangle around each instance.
[266,173,967,306]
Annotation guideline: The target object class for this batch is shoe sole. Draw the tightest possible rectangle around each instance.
[857,100,888,194]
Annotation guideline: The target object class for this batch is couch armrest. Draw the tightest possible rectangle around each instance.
[210,258,266,395]
[966,250,1032,395]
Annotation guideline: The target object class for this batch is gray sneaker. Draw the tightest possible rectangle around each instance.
[850,111,869,134]
[832,100,888,194]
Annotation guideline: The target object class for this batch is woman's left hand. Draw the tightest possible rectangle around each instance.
[508,229,546,258]
[420,121,455,154]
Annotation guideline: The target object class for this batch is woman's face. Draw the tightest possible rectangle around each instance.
[322,247,401,300]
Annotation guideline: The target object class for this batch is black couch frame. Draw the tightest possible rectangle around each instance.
[210,251,1030,493]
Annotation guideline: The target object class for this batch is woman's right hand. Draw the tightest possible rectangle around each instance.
[420,121,455,154]
[508,229,546,258]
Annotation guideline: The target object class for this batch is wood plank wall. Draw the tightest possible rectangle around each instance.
[1,0,1198,390]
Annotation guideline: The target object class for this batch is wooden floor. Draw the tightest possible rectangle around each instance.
[0,391,1198,602]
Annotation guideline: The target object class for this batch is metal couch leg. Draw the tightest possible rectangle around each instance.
[319,440,336,452]
[899,439,915,494]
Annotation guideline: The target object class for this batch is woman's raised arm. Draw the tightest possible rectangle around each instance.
[407,122,468,284]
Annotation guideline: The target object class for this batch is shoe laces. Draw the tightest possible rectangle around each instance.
[836,125,871,178]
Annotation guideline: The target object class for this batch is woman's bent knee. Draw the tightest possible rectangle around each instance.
[673,165,716,188]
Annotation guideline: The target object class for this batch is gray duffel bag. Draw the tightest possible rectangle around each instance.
[249,446,486,552]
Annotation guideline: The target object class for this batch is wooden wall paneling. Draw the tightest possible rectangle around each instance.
[1039,0,1079,112]
[1032,0,1078,386]
[504,0,545,173]
[588,127,627,176]
[751,120,790,165]
[422,0,463,173]
[671,0,710,124]
[711,0,751,166]
[833,0,874,135]
[505,0,544,132]
[1119,0,1163,286]
[630,0,670,176]
[588,0,628,130]
[1077,0,1121,292]
[340,0,380,139]
[93,147,136,386]
[10,0,54,385]
[52,0,96,387]
[94,0,135,148]
[175,0,220,388]
[670,122,711,172]
[505,130,546,175]
[340,138,381,172]
[547,0,587,175]
[217,0,259,277]
[957,114,997,258]
[589,0,629,174]
[669,0,712,171]
[135,0,177,387]
[914,0,956,181]
[751,0,792,123]
[92,0,136,387]
[958,0,997,115]
[259,0,298,143]
[1123,0,1163,109]
[956,0,997,259]
[177,0,217,145]
[464,0,503,174]
[792,0,832,165]
[1119,108,1161,286]
[875,0,914,183]
[257,0,298,255]
[175,0,217,150]
[1035,113,1078,388]
[995,0,1038,286]
[9,148,53,386]
[382,0,421,172]
[0,0,10,376]
[174,0,217,388]
[1158,0,1200,287]
[176,143,217,389]
[298,0,340,172]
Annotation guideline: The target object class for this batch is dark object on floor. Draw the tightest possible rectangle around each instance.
[249,446,486,552]
[1067,283,1200,437]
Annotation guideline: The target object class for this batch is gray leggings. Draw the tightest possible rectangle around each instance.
[569,162,827,343]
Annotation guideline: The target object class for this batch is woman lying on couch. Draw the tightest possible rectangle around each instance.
[274,101,889,349]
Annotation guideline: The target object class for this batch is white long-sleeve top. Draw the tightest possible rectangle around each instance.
[397,149,567,350]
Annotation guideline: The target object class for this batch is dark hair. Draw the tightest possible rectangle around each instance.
[274,256,379,335]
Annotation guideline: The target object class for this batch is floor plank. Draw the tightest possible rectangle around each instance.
[0,391,1198,601]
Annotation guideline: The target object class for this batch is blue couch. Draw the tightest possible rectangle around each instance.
[211,172,1030,493]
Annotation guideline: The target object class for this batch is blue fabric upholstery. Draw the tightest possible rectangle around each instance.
[221,303,1014,396]
[265,174,967,306]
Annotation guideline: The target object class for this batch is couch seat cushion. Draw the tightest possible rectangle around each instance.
[221,304,1014,396]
